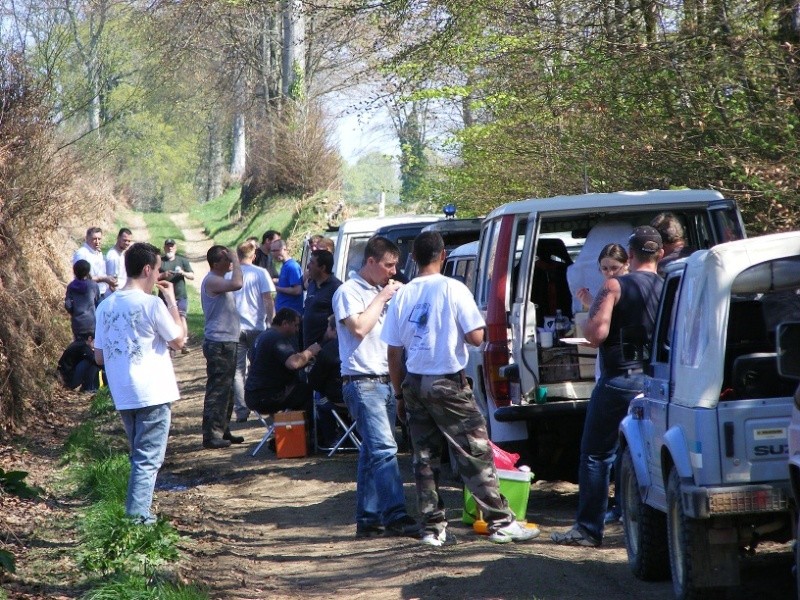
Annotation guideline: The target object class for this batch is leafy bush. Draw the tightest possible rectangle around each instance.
[247,100,341,200]
[81,573,209,600]
[0,548,15,575]
[78,501,180,575]
[0,468,42,499]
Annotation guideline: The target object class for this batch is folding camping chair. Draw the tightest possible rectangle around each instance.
[251,411,276,457]
[313,397,361,457]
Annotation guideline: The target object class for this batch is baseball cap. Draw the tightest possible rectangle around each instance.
[164,238,176,246]
[628,226,663,254]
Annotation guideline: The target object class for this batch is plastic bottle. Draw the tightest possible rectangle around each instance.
[554,309,570,342]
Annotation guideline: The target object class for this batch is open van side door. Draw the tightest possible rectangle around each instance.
[511,216,540,399]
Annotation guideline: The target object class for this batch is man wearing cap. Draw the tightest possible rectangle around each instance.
[552,225,664,547]
[160,239,194,351]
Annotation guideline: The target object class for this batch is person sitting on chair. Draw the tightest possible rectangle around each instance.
[57,332,101,393]
[308,315,351,449]
[245,308,321,418]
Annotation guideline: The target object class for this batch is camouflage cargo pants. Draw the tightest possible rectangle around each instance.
[403,372,515,535]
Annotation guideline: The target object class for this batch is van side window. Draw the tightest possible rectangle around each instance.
[476,219,500,310]
[654,276,681,365]
[509,217,528,304]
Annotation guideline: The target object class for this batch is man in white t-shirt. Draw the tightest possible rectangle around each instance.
[73,227,117,296]
[94,242,184,525]
[382,231,540,546]
[105,227,133,292]
[333,236,419,539]
[231,240,276,422]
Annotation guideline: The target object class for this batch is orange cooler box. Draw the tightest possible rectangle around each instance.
[274,411,307,458]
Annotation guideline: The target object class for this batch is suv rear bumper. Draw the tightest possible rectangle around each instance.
[494,399,589,422]
[680,481,791,518]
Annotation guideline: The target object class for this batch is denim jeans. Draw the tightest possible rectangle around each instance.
[202,340,238,441]
[119,403,171,524]
[233,329,261,420]
[343,379,408,527]
[69,359,100,392]
[575,372,645,543]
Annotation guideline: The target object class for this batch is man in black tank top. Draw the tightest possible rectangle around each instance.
[552,226,664,547]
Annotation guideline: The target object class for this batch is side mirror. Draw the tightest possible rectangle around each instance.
[777,321,800,379]
[620,325,649,362]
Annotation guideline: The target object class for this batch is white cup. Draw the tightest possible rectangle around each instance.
[539,330,554,348]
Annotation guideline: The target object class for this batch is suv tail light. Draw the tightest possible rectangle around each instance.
[484,338,511,407]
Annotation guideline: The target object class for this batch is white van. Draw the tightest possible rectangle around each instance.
[474,189,746,480]
[332,215,440,281]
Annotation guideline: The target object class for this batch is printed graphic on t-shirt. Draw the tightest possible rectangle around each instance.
[99,308,144,363]
[409,303,430,327]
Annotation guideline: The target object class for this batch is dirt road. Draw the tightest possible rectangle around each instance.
[138,216,792,600]
[155,350,794,600]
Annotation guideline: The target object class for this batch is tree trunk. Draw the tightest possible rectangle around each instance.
[204,119,225,202]
[281,0,305,99]
[230,75,247,182]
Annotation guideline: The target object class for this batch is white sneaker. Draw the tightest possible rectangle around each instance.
[420,530,446,546]
[488,521,541,544]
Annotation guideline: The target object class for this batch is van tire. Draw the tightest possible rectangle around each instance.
[666,467,726,600]
[620,447,669,581]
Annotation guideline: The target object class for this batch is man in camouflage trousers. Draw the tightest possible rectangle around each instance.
[382,231,540,546]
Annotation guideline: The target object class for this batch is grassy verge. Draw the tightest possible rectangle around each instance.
[61,388,208,600]
[189,187,315,249]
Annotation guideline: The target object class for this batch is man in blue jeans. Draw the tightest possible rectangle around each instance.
[333,236,419,539]
[93,242,184,524]
[551,226,664,547]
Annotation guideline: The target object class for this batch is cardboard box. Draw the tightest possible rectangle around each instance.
[462,468,532,524]
[274,411,307,458]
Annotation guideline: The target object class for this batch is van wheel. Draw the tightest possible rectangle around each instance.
[666,467,726,600]
[620,447,669,581]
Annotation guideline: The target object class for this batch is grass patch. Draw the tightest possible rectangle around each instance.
[63,422,114,463]
[141,213,183,247]
[74,454,130,504]
[189,187,241,244]
[89,387,115,417]
[81,573,209,600]
[78,501,180,576]
[189,187,300,249]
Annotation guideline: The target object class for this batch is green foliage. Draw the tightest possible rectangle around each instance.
[75,454,130,504]
[0,468,42,500]
[108,109,201,212]
[342,153,400,204]
[0,548,14,574]
[78,501,180,576]
[63,422,113,463]
[81,573,209,600]
[375,0,800,229]
[90,387,115,417]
